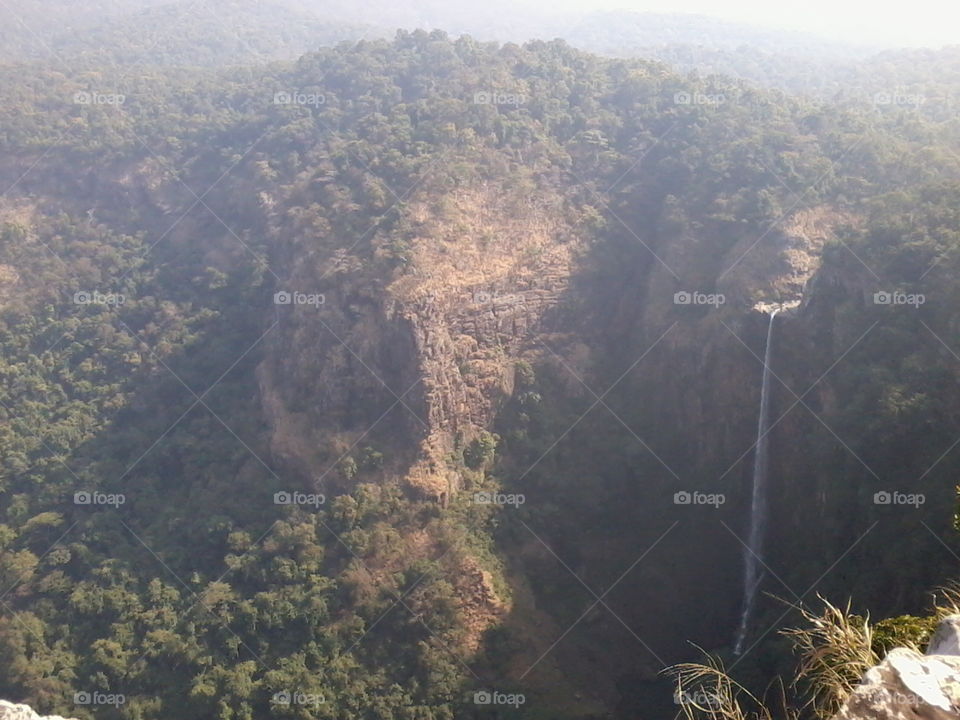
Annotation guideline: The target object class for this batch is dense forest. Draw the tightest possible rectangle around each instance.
[1,5,960,720]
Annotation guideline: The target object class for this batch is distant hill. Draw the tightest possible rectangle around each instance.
[0,1,955,106]
[0,0,379,66]
[49,0,379,67]
[0,0,166,60]
[0,0,943,103]
[567,10,878,55]
[0,0,882,68]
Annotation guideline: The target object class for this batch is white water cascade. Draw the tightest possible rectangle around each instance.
[733,309,779,656]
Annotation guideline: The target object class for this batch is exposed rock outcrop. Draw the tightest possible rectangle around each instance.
[720,205,859,310]
[258,181,583,500]
[386,186,581,498]
[0,701,76,720]
[833,616,960,720]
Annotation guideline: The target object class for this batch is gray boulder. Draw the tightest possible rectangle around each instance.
[928,616,960,656]
[832,615,960,720]
[0,700,77,720]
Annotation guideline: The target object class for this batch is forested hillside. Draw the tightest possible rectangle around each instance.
[0,15,960,720]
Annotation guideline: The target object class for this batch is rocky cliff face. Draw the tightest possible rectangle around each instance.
[249,151,862,700]
[257,178,586,500]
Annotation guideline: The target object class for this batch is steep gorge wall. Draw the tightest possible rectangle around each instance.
[250,160,897,704]
[571,204,850,656]
[762,265,960,626]
[7,139,956,715]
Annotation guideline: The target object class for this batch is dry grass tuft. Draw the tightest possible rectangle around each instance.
[781,596,878,719]
[933,581,960,620]
[669,595,881,720]
[669,651,795,720]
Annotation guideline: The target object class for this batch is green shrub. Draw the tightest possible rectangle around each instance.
[464,431,498,470]
[872,614,937,654]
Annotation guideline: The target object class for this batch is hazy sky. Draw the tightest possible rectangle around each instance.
[546,0,960,47]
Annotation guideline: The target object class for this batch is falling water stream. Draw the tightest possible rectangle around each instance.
[733,309,779,656]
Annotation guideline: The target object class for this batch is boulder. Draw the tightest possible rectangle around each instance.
[928,616,960,656]
[832,615,960,720]
[0,700,77,720]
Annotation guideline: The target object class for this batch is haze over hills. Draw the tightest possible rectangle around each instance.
[0,2,960,720]
[0,0,885,69]
[1,0,949,99]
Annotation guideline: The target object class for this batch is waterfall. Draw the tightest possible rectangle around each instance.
[733,309,779,656]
